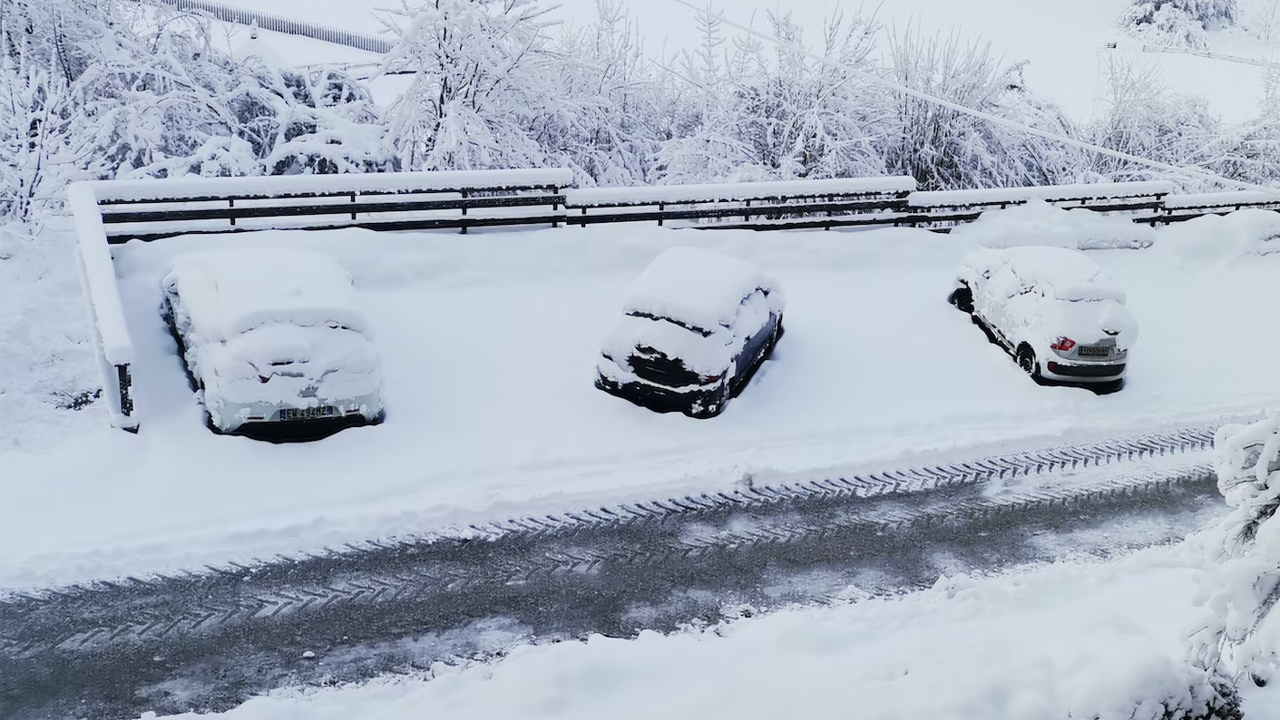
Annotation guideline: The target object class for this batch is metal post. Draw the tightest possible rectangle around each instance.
[658,202,664,227]
[229,198,235,227]
[350,192,357,221]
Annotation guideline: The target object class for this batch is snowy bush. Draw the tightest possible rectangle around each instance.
[1090,57,1220,186]
[1120,0,1239,47]
[1190,415,1280,694]
[881,29,1088,191]
[0,0,390,225]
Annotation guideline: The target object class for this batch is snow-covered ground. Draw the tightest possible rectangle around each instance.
[155,541,1216,720]
[3,217,1280,591]
[239,0,1280,122]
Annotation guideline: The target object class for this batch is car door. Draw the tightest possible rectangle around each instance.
[732,290,776,386]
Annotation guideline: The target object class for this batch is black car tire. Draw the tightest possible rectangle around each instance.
[949,286,974,313]
[1017,345,1041,381]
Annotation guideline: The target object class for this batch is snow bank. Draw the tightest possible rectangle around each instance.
[1154,209,1280,265]
[909,181,1174,208]
[950,199,1154,250]
[90,168,574,203]
[621,246,782,334]
[162,249,367,342]
[158,545,1218,720]
[565,177,916,207]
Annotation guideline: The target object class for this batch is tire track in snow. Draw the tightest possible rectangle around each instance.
[0,425,1222,718]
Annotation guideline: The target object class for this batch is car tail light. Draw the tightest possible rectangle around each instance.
[699,373,723,383]
[1051,337,1076,351]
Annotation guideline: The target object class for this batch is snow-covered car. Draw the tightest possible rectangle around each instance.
[161,248,384,436]
[596,246,785,419]
[948,246,1138,388]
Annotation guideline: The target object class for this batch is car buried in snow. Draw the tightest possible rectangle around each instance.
[161,248,384,438]
[948,246,1138,390]
[596,246,785,419]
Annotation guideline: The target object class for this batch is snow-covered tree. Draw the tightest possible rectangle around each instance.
[881,28,1088,190]
[1120,0,1238,48]
[1191,415,1280,690]
[535,1,661,186]
[380,0,554,171]
[1089,56,1220,187]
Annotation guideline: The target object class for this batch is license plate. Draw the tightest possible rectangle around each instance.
[282,406,335,420]
[1078,345,1110,357]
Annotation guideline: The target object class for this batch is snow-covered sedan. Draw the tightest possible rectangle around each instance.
[162,248,384,437]
[596,246,785,419]
[948,246,1138,389]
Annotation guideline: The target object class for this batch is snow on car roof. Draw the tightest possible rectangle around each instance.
[967,246,1126,303]
[623,247,779,333]
[163,248,367,341]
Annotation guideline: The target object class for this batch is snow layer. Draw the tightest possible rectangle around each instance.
[158,543,1214,720]
[1164,190,1280,209]
[620,246,781,334]
[909,181,1174,208]
[961,247,1139,351]
[565,177,916,207]
[951,199,1156,251]
[8,221,1280,589]
[91,168,574,203]
[1155,209,1280,264]
[163,248,368,342]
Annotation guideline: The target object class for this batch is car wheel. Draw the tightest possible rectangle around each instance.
[948,286,974,313]
[1016,345,1041,380]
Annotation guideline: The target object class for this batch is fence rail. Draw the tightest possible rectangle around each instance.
[70,170,1280,432]
[150,0,394,53]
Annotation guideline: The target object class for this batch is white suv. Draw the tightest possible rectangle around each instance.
[162,248,384,437]
[949,246,1138,389]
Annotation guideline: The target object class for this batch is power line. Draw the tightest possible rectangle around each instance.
[671,0,1280,196]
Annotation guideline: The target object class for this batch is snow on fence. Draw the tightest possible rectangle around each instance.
[907,181,1176,210]
[564,176,918,228]
[68,184,137,431]
[93,169,575,243]
[150,0,394,54]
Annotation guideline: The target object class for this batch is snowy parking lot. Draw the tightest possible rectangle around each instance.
[4,221,1280,589]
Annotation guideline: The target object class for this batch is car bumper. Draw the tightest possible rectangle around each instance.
[1043,360,1127,381]
[595,370,727,418]
[210,390,384,436]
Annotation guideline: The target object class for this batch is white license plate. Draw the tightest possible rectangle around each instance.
[283,406,335,420]
[1078,346,1110,357]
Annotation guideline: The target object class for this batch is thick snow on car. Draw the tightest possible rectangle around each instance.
[162,248,384,436]
[596,246,785,419]
[949,246,1138,388]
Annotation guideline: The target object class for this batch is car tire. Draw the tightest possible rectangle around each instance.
[1017,345,1041,381]
[948,286,974,313]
